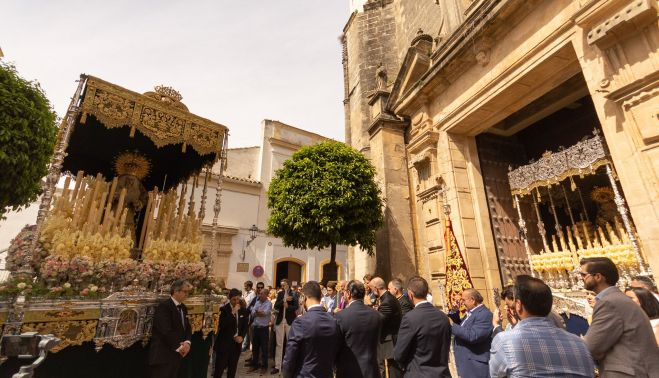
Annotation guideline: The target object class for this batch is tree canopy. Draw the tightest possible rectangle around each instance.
[0,63,58,219]
[267,140,384,262]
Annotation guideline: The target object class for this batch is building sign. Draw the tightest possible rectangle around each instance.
[236,263,249,273]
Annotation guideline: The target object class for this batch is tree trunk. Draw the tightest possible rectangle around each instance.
[322,243,338,284]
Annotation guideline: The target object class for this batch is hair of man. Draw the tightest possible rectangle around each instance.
[463,288,484,304]
[580,257,619,285]
[302,281,322,301]
[501,285,514,300]
[244,280,253,289]
[513,275,552,317]
[370,277,386,290]
[327,281,337,290]
[363,274,373,281]
[407,276,429,299]
[389,278,403,293]
[170,279,190,295]
[347,280,366,300]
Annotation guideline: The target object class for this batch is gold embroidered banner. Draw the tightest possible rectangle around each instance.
[444,218,474,315]
[80,76,227,156]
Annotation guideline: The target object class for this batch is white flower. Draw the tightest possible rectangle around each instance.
[17,282,26,290]
[63,282,71,289]
[90,285,98,292]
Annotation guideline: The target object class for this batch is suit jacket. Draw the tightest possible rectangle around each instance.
[149,297,192,366]
[394,302,451,377]
[449,304,493,378]
[584,287,659,377]
[397,295,414,316]
[214,302,249,353]
[282,306,341,378]
[377,291,402,344]
[335,300,382,378]
[274,289,299,325]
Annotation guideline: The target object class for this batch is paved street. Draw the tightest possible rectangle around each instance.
[211,350,280,378]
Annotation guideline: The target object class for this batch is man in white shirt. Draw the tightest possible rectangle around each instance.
[321,281,338,314]
[242,280,256,352]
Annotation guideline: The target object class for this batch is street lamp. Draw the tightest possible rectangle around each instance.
[241,224,260,261]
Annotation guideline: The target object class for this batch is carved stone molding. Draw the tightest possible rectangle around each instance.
[587,0,658,48]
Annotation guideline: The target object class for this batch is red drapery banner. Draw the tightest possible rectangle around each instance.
[444,218,474,314]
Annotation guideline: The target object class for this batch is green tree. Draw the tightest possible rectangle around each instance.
[0,63,58,219]
[267,140,384,282]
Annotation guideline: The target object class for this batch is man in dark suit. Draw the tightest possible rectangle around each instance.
[335,280,382,378]
[370,277,402,378]
[581,257,659,377]
[213,288,249,378]
[282,281,341,378]
[394,276,451,378]
[149,279,193,378]
[448,288,492,378]
[272,278,299,374]
[388,278,413,316]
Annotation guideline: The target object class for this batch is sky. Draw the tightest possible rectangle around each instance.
[0,1,352,250]
[1,0,350,148]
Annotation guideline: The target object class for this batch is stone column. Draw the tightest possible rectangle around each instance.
[367,89,417,281]
[574,1,659,274]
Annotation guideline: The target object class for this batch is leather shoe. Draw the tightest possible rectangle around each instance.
[270,368,279,374]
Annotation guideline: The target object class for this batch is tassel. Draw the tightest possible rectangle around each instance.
[536,188,542,203]
[570,176,576,191]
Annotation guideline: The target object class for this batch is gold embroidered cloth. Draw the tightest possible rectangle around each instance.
[80,76,227,156]
[444,218,474,315]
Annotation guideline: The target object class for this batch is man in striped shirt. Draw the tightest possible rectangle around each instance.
[489,275,594,378]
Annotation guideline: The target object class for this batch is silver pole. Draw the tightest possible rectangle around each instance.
[514,194,534,277]
[532,190,550,253]
[605,164,648,275]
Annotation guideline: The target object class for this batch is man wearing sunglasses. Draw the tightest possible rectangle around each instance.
[581,257,659,377]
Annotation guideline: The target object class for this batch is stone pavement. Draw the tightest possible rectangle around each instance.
[210,349,280,378]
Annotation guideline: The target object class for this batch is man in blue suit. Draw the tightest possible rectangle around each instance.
[448,288,492,378]
[283,281,341,378]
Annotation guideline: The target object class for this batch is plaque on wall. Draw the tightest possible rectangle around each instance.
[252,265,264,278]
[236,263,249,272]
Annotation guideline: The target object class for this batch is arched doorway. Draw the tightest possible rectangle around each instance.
[319,259,342,283]
[274,258,305,288]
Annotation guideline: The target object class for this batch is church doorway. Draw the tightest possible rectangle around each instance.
[475,72,644,284]
[274,258,304,288]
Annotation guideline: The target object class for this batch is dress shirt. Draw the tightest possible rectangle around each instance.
[490,317,594,378]
[251,298,272,327]
[306,303,322,311]
[462,303,483,325]
[321,295,337,312]
[594,285,616,302]
[414,300,429,307]
[170,296,191,345]
[244,290,256,307]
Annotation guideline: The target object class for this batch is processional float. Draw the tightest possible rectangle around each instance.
[1,75,228,365]
[507,130,651,294]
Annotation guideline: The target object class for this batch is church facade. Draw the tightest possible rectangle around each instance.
[343,0,659,306]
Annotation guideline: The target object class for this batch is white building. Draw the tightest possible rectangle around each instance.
[205,120,348,289]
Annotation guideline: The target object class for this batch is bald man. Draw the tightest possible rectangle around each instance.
[448,288,492,378]
[370,277,403,378]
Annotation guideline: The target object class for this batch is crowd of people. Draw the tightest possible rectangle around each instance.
[148,256,659,378]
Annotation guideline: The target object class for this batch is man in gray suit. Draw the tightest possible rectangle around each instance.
[580,257,659,377]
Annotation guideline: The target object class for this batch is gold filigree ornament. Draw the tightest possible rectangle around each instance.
[114,152,151,180]
[21,320,98,353]
[80,76,227,155]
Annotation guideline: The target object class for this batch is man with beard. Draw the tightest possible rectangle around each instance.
[369,277,402,378]
[388,278,413,316]
[581,257,659,377]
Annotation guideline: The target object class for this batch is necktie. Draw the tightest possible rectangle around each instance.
[177,304,185,330]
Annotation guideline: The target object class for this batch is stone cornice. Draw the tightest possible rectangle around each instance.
[367,114,407,137]
[408,130,439,155]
